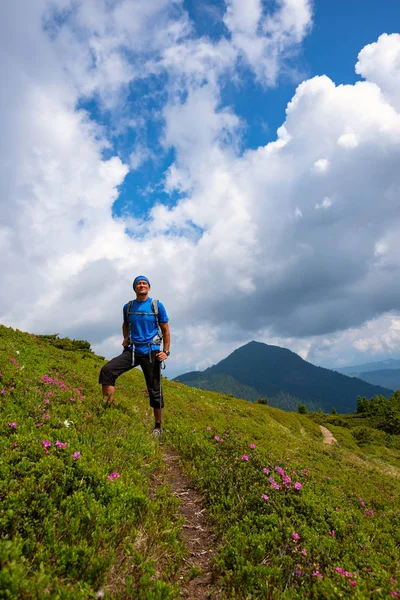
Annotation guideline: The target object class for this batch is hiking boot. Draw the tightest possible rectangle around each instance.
[152,428,162,443]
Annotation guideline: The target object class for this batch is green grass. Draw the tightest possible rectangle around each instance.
[1,324,400,599]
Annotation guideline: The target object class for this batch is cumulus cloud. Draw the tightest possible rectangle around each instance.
[223,0,313,84]
[1,2,400,378]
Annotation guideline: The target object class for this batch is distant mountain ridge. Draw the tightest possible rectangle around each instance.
[336,358,400,375]
[174,341,393,413]
[335,359,400,391]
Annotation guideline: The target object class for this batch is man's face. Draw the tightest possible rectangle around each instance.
[135,280,150,295]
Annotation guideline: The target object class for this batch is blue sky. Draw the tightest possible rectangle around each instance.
[1,0,400,378]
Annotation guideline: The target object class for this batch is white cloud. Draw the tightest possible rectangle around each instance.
[315,197,332,210]
[223,0,313,84]
[337,129,359,148]
[356,33,400,111]
[314,158,329,173]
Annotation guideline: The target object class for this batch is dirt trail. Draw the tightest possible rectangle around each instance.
[320,425,337,445]
[162,448,221,599]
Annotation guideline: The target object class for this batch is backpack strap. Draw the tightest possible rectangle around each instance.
[151,299,163,340]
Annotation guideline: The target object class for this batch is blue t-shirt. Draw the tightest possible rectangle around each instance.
[123,297,168,354]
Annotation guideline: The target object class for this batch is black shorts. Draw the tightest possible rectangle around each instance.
[99,349,164,409]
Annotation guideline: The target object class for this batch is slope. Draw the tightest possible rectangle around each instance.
[175,341,392,413]
[1,325,400,599]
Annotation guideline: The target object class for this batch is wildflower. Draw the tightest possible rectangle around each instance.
[328,530,335,537]
[55,440,67,449]
[276,466,285,476]
[268,476,275,484]
[261,493,269,501]
[108,471,120,481]
[249,443,256,449]
[365,509,374,516]
[242,455,249,461]
[350,581,357,587]
[313,571,323,579]
[336,567,345,575]
[282,475,292,485]
[391,579,397,584]
[43,414,51,419]
[295,569,302,577]
[294,482,303,490]
[42,440,51,448]
[271,483,281,490]
[292,532,300,541]
[301,548,307,556]
[36,423,43,428]
[73,452,81,460]
[263,468,270,475]
[8,422,17,429]
[1,390,7,394]
[206,426,211,430]
[13,441,17,447]
[63,419,73,428]
[214,435,220,441]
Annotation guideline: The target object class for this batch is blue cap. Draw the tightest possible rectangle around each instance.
[133,276,150,290]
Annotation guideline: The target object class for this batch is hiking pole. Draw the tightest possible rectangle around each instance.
[159,357,165,443]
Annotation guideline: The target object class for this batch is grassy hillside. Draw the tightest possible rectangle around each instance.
[1,325,400,599]
[175,341,393,413]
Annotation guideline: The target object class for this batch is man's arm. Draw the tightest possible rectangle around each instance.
[122,321,130,346]
[158,322,170,358]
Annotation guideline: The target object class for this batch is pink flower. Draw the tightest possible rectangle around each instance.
[391,579,397,584]
[8,422,17,429]
[43,414,51,419]
[1,390,7,395]
[242,455,249,461]
[276,466,285,476]
[301,548,307,556]
[291,532,300,541]
[328,530,335,537]
[13,441,17,447]
[263,468,270,475]
[294,482,303,490]
[249,443,256,449]
[261,493,269,501]
[206,426,211,431]
[335,567,345,575]
[214,435,220,441]
[36,423,43,428]
[312,571,323,579]
[108,471,120,481]
[42,440,51,448]
[73,452,81,460]
[271,483,281,490]
[350,581,357,587]
[55,440,67,449]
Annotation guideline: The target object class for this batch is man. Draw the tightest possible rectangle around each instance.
[99,276,170,439]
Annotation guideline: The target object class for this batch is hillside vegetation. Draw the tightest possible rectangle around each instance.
[175,341,393,413]
[1,325,400,599]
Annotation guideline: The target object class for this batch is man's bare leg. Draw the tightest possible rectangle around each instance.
[153,407,162,426]
[102,384,115,404]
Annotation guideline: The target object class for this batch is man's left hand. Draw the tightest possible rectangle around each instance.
[156,351,169,361]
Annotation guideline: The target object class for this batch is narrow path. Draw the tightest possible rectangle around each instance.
[162,448,221,600]
[320,425,337,445]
